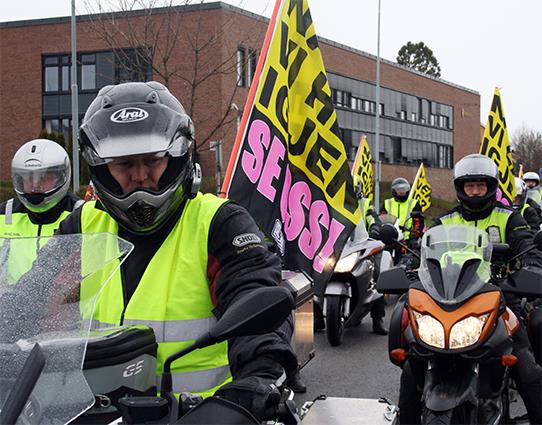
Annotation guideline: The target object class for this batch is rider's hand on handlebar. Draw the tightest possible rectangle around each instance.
[214,376,282,421]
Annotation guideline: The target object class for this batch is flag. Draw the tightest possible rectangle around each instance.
[351,135,374,200]
[221,0,360,292]
[409,163,431,212]
[480,88,516,205]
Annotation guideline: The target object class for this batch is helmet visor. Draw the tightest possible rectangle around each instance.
[12,165,68,195]
[392,182,410,193]
[81,103,192,166]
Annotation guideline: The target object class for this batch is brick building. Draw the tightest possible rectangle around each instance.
[0,2,480,201]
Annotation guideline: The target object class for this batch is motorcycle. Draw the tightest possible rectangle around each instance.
[0,234,296,425]
[322,222,393,346]
[377,224,542,424]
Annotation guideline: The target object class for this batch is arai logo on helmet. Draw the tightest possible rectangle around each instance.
[110,107,149,123]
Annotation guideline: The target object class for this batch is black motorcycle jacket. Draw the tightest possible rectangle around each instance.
[56,198,297,385]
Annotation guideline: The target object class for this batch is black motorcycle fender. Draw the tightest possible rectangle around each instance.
[324,281,351,297]
[423,366,478,412]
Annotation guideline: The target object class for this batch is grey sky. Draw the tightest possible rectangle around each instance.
[2,0,540,138]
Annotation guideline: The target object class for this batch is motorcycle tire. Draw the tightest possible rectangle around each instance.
[421,407,453,425]
[326,295,345,346]
[422,405,472,425]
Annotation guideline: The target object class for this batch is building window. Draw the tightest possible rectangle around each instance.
[411,112,417,122]
[379,103,384,116]
[81,54,96,90]
[236,47,246,87]
[42,49,151,138]
[247,49,257,86]
[398,110,406,120]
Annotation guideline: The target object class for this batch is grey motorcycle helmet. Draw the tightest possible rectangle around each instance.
[454,154,499,216]
[79,81,199,234]
[11,139,71,213]
[391,177,411,202]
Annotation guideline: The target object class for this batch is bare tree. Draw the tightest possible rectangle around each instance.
[83,0,254,152]
[512,125,542,172]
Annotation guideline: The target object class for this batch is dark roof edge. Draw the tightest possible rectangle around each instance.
[0,1,229,28]
[1,1,477,96]
[317,35,479,96]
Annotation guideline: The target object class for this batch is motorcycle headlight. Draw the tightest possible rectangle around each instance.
[334,253,358,273]
[449,314,489,349]
[414,312,445,348]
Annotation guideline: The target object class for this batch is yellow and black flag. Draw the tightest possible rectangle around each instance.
[409,163,431,212]
[480,88,516,205]
[221,0,360,290]
[351,135,374,200]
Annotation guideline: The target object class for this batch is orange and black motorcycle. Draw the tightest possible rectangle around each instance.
[377,224,542,424]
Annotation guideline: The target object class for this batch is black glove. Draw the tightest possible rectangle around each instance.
[214,376,282,421]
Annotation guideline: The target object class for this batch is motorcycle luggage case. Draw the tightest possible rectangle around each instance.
[78,325,157,422]
[302,397,398,425]
[281,270,314,368]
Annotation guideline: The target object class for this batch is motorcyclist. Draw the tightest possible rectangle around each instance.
[513,177,542,230]
[0,139,82,282]
[398,153,542,424]
[380,177,423,244]
[352,175,387,335]
[353,175,381,239]
[522,172,542,216]
[53,82,296,421]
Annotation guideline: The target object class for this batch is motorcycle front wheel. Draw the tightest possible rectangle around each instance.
[326,295,345,346]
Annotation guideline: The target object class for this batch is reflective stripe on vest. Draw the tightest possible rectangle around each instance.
[439,208,512,243]
[81,194,231,398]
[5,199,13,225]
[163,365,232,394]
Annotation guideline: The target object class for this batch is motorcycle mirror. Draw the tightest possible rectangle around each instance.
[376,268,410,294]
[534,230,542,251]
[203,286,294,345]
[379,224,398,245]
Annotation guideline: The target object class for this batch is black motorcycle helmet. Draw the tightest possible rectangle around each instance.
[453,154,499,219]
[391,177,410,202]
[79,81,199,234]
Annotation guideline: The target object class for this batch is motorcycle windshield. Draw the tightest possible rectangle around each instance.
[418,225,492,305]
[0,233,133,424]
[378,214,398,225]
[342,222,369,256]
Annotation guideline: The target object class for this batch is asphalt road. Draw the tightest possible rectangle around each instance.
[292,300,527,420]
[294,302,400,407]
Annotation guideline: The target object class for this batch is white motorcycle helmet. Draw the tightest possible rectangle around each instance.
[11,139,71,213]
[522,171,540,188]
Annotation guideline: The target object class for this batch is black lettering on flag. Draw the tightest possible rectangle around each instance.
[289,48,308,87]
[280,21,289,70]
[305,72,334,126]
[290,118,316,156]
[260,67,278,109]
[327,163,358,214]
[276,85,288,133]
[287,0,313,37]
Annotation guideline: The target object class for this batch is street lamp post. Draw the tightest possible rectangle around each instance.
[374,0,382,210]
[71,0,80,193]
